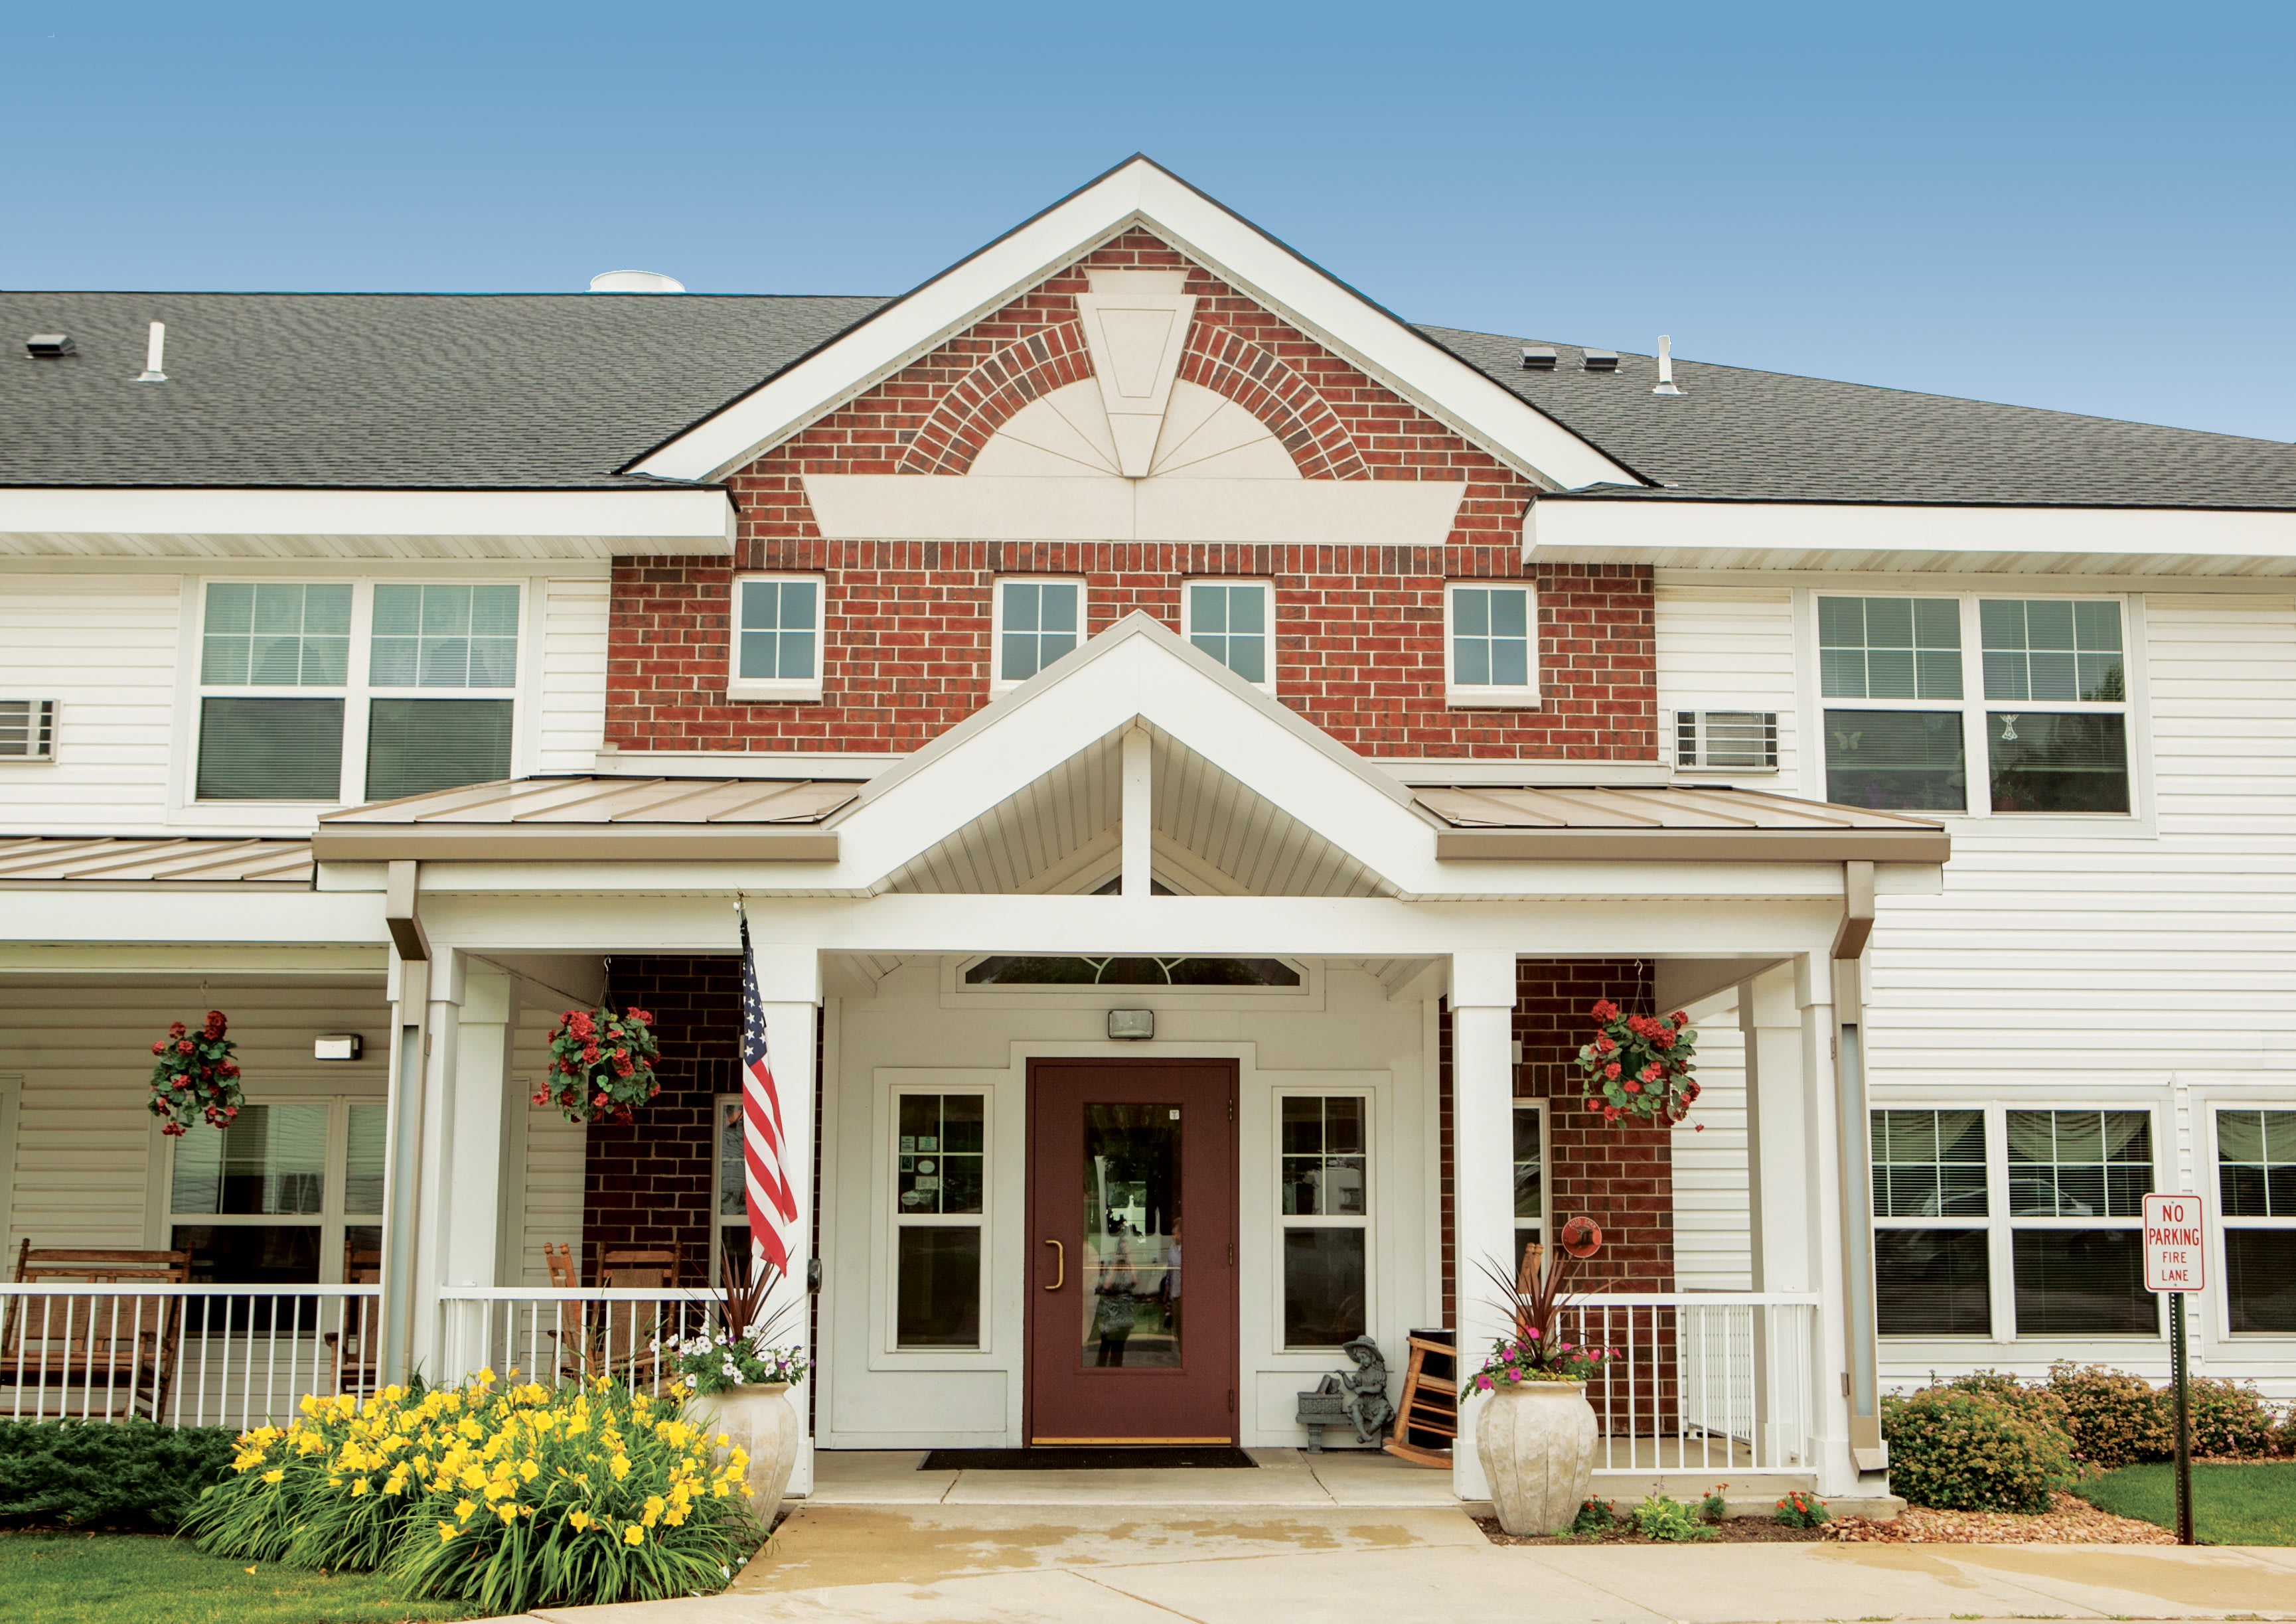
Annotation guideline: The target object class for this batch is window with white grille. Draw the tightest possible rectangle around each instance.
[0,699,56,761]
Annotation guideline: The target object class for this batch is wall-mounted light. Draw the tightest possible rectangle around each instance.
[314,1034,364,1061]
[1107,1009,1155,1041]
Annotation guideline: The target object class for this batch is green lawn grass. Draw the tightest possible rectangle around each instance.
[2073,1461,2296,1546]
[0,1531,482,1624]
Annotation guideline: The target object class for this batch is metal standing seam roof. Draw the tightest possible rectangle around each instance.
[0,836,317,883]
[1415,784,1949,863]
[311,775,858,861]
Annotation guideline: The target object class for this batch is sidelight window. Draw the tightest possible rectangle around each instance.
[1277,1094,1369,1349]
[891,1092,986,1349]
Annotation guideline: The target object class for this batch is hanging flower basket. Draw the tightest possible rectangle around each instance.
[538,1006,660,1125]
[1575,999,1701,1128]
[147,1010,244,1136]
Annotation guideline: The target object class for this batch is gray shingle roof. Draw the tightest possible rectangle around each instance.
[0,291,887,488]
[1419,327,2296,509]
[5,287,2292,508]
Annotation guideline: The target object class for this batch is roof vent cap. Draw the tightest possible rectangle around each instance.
[1652,334,1685,397]
[1582,349,1620,373]
[24,334,74,358]
[1518,344,1557,371]
[588,269,686,295]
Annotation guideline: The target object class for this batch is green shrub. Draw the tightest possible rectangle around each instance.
[1697,1484,1728,1523]
[2188,1376,2284,1459]
[1881,1380,2077,1513]
[1567,1496,1616,1536]
[185,1370,761,1615]
[1774,1489,1831,1528]
[0,1419,236,1530]
[2046,1362,2171,1468]
[1629,1492,1714,1542]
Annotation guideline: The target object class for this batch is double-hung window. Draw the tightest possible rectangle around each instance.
[1871,1104,2158,1339]
[728,575,825,700]
[2007,1109,2155,1335]
[194,579,522,804]
[2216,1108,2296,1333]
[1871,1109,1991,1335]
[994,579,1083,687]
[891,1092,986,1349]
[1817,593,2131,814]
[1184,580,1272,688]
[168,1099,385,1290]
[1277,1094,1368,1349]
[1446,582,1537,705]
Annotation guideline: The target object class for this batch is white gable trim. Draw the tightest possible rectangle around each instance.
[799,474,1465,545]
[629,159,1642,493]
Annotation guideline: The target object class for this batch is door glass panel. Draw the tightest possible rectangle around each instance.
[1081,1103,1182,1369]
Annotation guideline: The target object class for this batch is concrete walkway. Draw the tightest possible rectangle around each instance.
[485,1452,2296,1623]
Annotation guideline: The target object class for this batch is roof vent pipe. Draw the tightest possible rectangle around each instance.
[134,321,167,384]
[1652,334,1683,396]
[588,270,686,294]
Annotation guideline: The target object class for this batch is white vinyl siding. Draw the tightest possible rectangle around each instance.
[512,1011,585,1285]
[1656,585,1799,782]
[0,573,184,834]
[536,575,609,773]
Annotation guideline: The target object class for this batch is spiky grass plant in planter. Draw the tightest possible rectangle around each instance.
[1472,1216,1612,1535]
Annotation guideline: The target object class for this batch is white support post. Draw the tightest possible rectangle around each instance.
[1120,725,1151,897]
[1449,948,1517,1505]
[1740,962,1815,1475]
[407,949,463,1378]
[751,941,821,1497]
[1798,956,1857,1495]
[440,967,516,1376]
[380,950,428,1384]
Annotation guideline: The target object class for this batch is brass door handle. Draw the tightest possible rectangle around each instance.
[1043,1238,1065,1291]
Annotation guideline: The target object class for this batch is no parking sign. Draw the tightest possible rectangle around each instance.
[2143,1193,2206,1293]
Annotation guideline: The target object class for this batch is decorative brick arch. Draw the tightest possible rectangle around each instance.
[899,317,1372,480]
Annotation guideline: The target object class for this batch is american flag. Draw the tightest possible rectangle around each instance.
[739,910,801,1277]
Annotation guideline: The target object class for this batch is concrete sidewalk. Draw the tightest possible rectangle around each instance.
[493,1501,2296,1624]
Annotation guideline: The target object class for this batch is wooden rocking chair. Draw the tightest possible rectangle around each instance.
[1,1239,191,1421]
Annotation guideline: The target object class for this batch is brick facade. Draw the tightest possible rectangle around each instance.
[1437,960,1675,1326]
[606,228,1656,761]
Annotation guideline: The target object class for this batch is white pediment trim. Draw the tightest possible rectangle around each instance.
[821,614,1438,894]
[627,157,1644,493]
[799,473,1464,544]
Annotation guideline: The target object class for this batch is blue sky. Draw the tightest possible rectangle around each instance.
[7,2,2293,441]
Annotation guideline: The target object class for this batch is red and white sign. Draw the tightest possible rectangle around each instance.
[2143,1193,2208,1293]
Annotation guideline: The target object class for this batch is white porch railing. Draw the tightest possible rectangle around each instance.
[1556,1293,1820,1476]
[437,1286,720,1395]
[1,1282,382,1430]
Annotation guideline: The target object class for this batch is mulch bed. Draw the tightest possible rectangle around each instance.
[1826,1492,2174,1545]
[1478,1490,2176,1547]
[1476,1516,1827,1545]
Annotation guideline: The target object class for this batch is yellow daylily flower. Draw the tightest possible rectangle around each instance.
[623,1525,647,1546]
[260,1469,285,1485]
[567,1509,591,1531]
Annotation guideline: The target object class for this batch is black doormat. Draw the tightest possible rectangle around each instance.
[921,1446,1257,1471]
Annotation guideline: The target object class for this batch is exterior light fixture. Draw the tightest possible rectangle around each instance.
[1107,1009,1155,1041]
[314,1034,364,1061]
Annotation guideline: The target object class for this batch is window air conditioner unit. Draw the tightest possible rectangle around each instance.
[0,700,55,761]
[1675,709,1778,772]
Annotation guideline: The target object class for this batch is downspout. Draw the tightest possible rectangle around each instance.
[380,861,429,1383]
[1831,860,1886,1472]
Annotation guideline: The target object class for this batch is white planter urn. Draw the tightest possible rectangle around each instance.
[1474,1379,1598,1535]
[703,1382,801,1528]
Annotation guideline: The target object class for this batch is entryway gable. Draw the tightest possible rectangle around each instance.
[627,157,1641,492]
[826,615,1431,894]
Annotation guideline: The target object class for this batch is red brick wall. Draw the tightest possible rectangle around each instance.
[578,956,739,1286]
[607,228,1656,761]
[1437,960,1675,1325]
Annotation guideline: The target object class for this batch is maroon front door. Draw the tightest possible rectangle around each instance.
[1026,1059,1237,1445]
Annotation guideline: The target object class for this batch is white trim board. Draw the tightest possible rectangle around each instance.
[629,157,1642,494]
[0,488,735,561]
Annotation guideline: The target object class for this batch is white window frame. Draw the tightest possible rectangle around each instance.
[1443,581,1539,708]
[183,575,530,814]
[1180,577,1276,693]
[1869,1104,1995,1339]
[727,573,827,702]
[1811,589,2139,820]
[1510,1096,1551,1280]
[1869,1096,2168,1345]
[1272,1085,1373,1353]
[990,576,1087,693]
[163,1096,384,1285]
[2206,1101,2296,1341]
[887,1085,990,1353]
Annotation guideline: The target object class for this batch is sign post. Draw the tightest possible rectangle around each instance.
[2143,1193,2206,1546]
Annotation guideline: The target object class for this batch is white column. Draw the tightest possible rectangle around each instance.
[380,950,427,1384]
[406,949,463,1375]
[441,968,517,1376]
[752,942,821,1497]
[1120,725,1151,897]
[1450,948,1517,1504]
[1798,957,1857,1495]
[1740,965,1813,1297]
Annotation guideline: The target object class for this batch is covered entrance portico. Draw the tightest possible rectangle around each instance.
[290,615,1945,1503]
